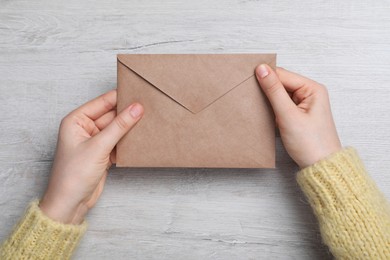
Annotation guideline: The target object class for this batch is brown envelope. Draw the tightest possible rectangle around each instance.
[116,54,276,168]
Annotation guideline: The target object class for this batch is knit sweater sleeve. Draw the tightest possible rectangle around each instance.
[297,147,390,259]
[0,200,87,260]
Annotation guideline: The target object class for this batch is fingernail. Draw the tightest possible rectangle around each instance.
[256,64,269,79]
[129,103,143,118]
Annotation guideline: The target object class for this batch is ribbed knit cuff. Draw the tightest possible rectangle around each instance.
[1,200,87,260]
[296,147,377,214]
[297,147,390,259]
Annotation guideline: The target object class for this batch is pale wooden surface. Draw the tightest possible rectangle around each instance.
[1,0,390,259]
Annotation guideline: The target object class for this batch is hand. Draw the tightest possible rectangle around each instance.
[255,64,342,168]
[39,90,143,224]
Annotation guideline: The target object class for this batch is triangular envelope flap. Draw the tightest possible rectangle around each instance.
[118,54,276,113]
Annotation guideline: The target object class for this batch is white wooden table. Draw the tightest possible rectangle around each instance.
[1,1,389,259]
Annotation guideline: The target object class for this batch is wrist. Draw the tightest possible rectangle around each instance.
[39,194,88,225]
[299,144,343,169]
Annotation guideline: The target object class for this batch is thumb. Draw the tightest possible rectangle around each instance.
[93,103,143,152]
[255,64,295,117]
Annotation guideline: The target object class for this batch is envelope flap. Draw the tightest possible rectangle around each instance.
[118,54,276,113]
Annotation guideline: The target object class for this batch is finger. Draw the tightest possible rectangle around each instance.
[93,103,144,152]
[255,64,296,117]
[73,89,117,120]
[276,67,318,92]
[95,110,116,130]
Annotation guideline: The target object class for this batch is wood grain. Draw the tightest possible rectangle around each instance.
[1,0,389,259]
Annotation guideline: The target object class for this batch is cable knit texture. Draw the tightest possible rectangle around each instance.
[0,200,87,260]
[297,147,390,259]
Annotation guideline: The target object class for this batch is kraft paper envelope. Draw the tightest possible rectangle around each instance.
[116,54,276,168]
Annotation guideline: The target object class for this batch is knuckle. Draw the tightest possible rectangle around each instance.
[317,83,329,95]
[114,115,129,130]
[102,95,115,111]
[318,83,327,90]
[59,117,68,129]
[59,113,73,129]
[266,80,281,95]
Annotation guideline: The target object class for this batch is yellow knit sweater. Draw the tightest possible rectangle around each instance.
[1,148,389,259]
[297,147,390,259]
